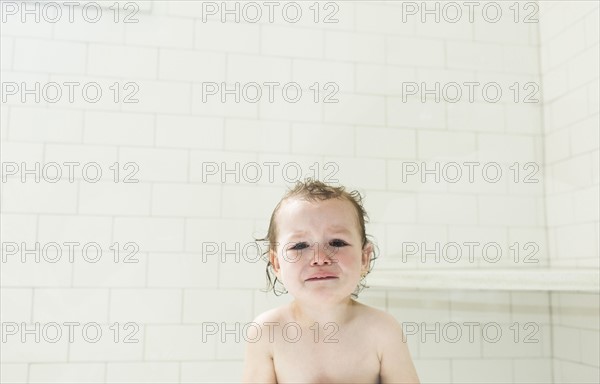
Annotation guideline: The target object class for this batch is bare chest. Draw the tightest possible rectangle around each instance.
[271,324,381,383]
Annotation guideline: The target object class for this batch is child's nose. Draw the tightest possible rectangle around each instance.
[310,243,335,265]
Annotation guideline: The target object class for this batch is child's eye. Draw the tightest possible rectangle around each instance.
[290,242,309,250]
[329,239,348,248]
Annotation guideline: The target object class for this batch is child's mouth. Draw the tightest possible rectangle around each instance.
[306,276,338,281]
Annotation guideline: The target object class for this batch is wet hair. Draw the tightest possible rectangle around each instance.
[255,178,378,299]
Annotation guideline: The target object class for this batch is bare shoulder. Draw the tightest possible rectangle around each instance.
[241,306,287,384]
[353,302,420,384]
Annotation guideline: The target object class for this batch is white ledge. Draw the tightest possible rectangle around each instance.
[368,269,600,292]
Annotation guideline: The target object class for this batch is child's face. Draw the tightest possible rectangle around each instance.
[270,197,372,303]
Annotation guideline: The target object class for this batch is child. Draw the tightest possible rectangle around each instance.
[242,179,419,383]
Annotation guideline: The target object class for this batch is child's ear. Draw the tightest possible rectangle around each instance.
[269,248,281,277]
[361,242,373,270]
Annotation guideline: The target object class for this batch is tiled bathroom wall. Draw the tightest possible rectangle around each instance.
[0,1,598,383]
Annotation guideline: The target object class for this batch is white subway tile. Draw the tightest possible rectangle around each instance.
[325,31,385,63]
[224,119,289,153]
[551,153,594,192]
[110,289,182,323]
[191,83,258,119]
[1,255,72,287]
[0,289,32,323]
[569,44,599,90]
[185,219,256,252]
[547,22,587,70]
[219,255,270,289]
[122,80,191,115]
[258,91,321,122]
[474,3,530,44]
[69,324,144,362]
[221,185,283,219]
[324,93,385,126]
[53,12,125,44]
[556,223,598,259]
[1,336,68,363]
[28,363,105,384]
[418,131,476,159]
[447,41,503,72]
[542,65,569,102]
[322,156,386,190]
[126,15,194,48]
[145,325,213,360]
[114,218,184,252]
[13,38,86,74]
[156,115,223,150]
[387,97,446,129]
[508,228,549,267]
[363,191,416,224]
[1,104,8,140]
[573,186,600,223]
[388,290,451,323]
[195,21,260,54]
[504,45,540,75]
[46,74,123,112]
[580,329,600,367]
[159,49,225,82]
[479,195,538,226]
[0,364,27,384]
[147,253,218,288]
[545,193,574,226]
[1,213,37,244]
[290,123,353,156]
[412,360,451,384]
[44,144,118,172]
[227,54,291,84]
[477,134,536,163]
[1,36,13,71]
[119,147,188,182]
[544,127,570,163]
[183,289,252,323]
[107,362,179,383]
[152,183,221,217]
[38,215,112,246]
[553,325,581,361]
[447,101,505,132]
[357,64,415,96]
[262,25,323,59]
[293,59,354,93]
[188,150,258,184]
[255,152,325,187]
[571,114,600,155]
[355,2,414,35]
[33,288,109,323]
[452,359,512,383]
[589,78,599,115]
[79,182,151,216]
[418,193,478,225]
[356,127,416,159]
[505,104,542,135]
[388,37,445,67]
[2,13,53,39]
[72,253,147,288]
[585,9,600,47]
[84,111,154,147]
[2,181,77,214]
[10,107,82,143]
[88,44,157,79]
[181,361,245,384]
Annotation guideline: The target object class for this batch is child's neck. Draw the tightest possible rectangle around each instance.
[290,297,356,328]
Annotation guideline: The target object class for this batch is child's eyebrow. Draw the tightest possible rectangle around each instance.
[327,226,353,235]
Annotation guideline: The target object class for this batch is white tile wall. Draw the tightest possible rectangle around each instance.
[1,1,597,383]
